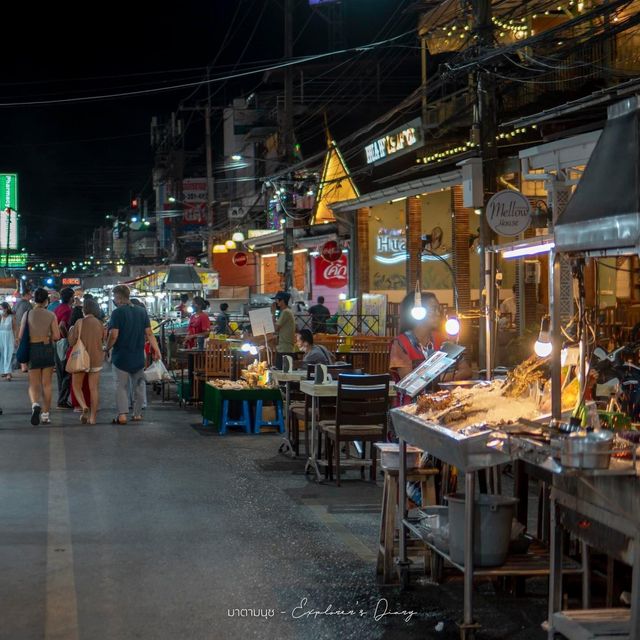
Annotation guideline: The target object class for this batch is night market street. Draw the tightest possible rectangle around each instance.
[0,369,545,640]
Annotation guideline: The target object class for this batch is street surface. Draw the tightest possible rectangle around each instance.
[0,367,546,640]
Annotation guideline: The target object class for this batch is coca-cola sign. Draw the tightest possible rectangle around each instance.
[321,240,341,262]
[314,255,348,289]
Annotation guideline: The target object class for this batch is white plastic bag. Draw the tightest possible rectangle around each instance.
[144,360,170,383]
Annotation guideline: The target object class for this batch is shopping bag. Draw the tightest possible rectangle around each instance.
[16,311,30,364]
[56,337,68,361]
[66,320,91,373]
[144,359,170,383]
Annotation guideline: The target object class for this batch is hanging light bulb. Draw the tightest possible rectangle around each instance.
[534,315,552,357]
[411,282,427,320]
[445,316,461,337]
[232,231,245,243]
[241,343,252,352]
[225,239,237,250]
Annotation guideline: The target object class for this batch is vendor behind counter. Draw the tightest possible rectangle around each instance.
[389,291,472,383]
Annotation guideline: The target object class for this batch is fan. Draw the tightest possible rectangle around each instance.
[430,226,443,251]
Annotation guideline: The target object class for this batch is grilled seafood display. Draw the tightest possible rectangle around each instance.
[503,355,547,399]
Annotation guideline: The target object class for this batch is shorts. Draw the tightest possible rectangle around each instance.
[29,342,55,370]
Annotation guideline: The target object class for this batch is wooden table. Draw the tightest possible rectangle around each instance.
[335,350,371,372]
[270,369,306,456]
[300,379,395,482]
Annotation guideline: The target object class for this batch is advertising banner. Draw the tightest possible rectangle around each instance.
[362,293,387,336]
[314,254,348,289]
[338,297,358,336]
[182,178,208,225]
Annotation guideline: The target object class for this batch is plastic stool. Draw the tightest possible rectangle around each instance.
[254,399,285,434]
[220,400,252,435]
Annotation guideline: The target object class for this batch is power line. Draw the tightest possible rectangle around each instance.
[0,31,415,108]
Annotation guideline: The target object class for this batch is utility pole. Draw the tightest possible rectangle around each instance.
[472,0,498,380]
[205,103,215,266]
[282,0,295,293]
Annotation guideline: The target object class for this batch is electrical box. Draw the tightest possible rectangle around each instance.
[524,260,541,284]
[458,158,484,208]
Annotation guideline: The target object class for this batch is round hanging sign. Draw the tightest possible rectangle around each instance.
[485,190,532,237]
[232,252,248,267]
[321,240,341,262]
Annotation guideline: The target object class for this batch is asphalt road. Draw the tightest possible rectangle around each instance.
[0,368,547,640]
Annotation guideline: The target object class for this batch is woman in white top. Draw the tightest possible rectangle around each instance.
[0,302,18,380]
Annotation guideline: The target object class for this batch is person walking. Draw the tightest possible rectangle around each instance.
[272,291,295,370]
[19,288,60,425]
[53,287,75,408]
[14,289,32,326]
[105,285,161,425]
[0,302,18,380]
[47,291,61,312]
[308,296,331,333]
[68,298,105,425]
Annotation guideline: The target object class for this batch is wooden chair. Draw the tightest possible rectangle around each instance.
[321,373,391,486]
[289,362,353,456]
[193,341,233,401]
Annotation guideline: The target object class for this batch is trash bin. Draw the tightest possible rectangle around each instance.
[447,493,518,567]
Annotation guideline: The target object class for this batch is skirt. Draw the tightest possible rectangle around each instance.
[29,342,55,370]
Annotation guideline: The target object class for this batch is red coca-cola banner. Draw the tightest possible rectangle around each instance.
[314,255,348,289]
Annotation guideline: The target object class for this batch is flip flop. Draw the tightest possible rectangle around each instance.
[111,415,127,425]
[131,415,143,422]
[81,408,90,424]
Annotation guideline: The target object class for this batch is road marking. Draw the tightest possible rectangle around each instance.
[45,428,79,640]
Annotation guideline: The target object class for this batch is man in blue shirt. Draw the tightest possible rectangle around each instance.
[105,284,161,425]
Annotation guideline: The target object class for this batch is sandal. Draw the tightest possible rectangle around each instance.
[131,415,143,422]
[81,407,90,424]
[111,415,127,425]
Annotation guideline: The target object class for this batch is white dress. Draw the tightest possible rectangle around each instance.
[0,315,15,374]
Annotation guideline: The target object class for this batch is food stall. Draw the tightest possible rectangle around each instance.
[391,97,640,640]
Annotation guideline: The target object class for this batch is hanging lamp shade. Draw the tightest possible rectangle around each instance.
[232,231,245,242]
[212,244,228,254]
[225,239,237,250]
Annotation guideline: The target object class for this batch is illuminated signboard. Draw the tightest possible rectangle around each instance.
[0,174,19,250]
[62,277,81,286]
[4,252,27,268]
[364,118,423,166]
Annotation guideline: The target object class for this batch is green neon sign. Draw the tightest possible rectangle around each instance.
[5,252,27,268]
[0,174,18,211]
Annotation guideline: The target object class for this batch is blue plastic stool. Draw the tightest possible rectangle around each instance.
[254,399,285,434]
[219,400,252,435]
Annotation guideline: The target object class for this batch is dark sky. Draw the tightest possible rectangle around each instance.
[1,1,412,258]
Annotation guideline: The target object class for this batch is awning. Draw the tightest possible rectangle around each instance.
[330,170,462,213]
[555,97,640,254]
[162,264,204,291]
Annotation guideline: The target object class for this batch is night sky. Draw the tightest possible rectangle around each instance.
[1,1,412,259]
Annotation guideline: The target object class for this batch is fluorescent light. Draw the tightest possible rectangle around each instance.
[293,248,308,254]
[261,253,278,259]
[390,197,406,203]
[502,242,555,259]
[231,154,242,161]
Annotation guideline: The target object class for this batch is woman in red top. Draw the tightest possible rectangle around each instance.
[390,291,444,382]
[184,297,211,349]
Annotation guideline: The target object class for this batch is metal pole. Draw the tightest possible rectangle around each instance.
[549,251,562,419]
[5,208,11,268]
[484,251,493,380]
[420,37,428,128]
[283,0,295,293]
[463,471,476,635]
[547,494,563,639]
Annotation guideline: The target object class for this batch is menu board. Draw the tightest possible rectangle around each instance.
[249,307,275,337]
[396,342,466,398]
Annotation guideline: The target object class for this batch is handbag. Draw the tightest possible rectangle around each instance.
[66,319,91,373]
[16,310,31,364]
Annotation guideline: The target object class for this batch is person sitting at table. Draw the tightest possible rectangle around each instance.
[389,291,471,382]
[296,329,334,366]
[184,297,211,349]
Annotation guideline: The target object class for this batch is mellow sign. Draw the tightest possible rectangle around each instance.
[364,118,422,165]
[485,190,532,237]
